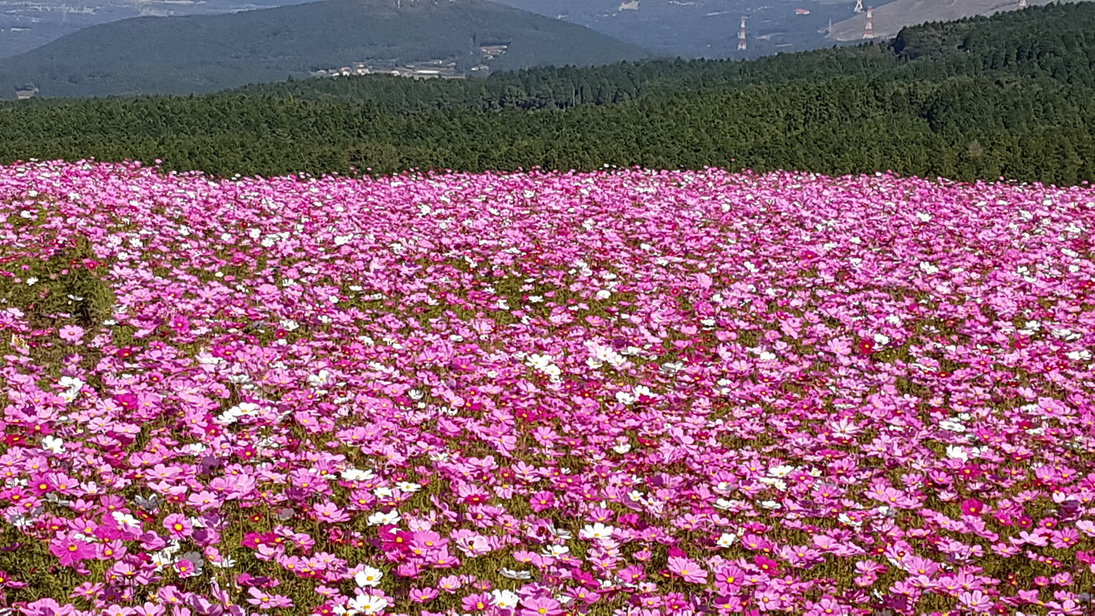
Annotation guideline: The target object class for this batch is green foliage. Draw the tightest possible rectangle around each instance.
[0,236,115,370]
[0,236,114,331]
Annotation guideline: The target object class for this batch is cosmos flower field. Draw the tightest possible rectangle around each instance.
[0,160,1094,616]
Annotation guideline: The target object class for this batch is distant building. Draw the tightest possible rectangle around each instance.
[479,44,509,59]
[317,58,465,80]
[14,84,37,100]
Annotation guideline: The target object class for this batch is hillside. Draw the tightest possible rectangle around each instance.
[826,0,1085,41]
[490,0,864,60]
[0,0,652,100]
[0,0,319,60]
[227,1,1095,112]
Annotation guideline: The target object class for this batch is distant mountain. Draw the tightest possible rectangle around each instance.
[5,1,1095,184]
[0,0,319,59]
[0,0,892,65]
[0,0,652,99]
[825,0,1079,41]
[489,0,869,59]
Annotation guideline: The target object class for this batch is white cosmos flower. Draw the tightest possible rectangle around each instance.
[235,402,260,415]
[550,526,573,540]
[661,361,683,373]
[838,513,862,527]
[579,523,616,540]
[716,532,738,548]
[41,435,65,454]
[939,420,966,433]
[768,465,795,478]
[615,391,636,405]
[366,510,400,526]
[341,468,375,482]
[209,554,236,568]
[150,550,176,569]
[758,477,788,491]
[216,410,241,425]
[543,544,570,556]
[945,446,968,461]
[612,442,632,454]
[492,589,521,608]
[347,595,388,616]
[354,566,383,587]
[526,354,554,370]
[111,511,141,529]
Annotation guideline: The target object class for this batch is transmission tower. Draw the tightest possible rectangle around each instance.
[863,6,875,39]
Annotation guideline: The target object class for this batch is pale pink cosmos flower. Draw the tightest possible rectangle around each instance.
[57,324,84,344]
[667,556,708,584]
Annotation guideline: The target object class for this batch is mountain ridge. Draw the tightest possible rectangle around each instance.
[826,0,1068,41]
[0,0,653,99]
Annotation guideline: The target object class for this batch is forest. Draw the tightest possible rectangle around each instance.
[2,2,1094,185]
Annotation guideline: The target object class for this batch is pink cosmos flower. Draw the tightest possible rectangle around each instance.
[247,587,294,609]
[174,559,199,578]
[314,501,351,523]
[57,325,84,344]
[961,498,986,517]
[21,598,77,616]
[163,513,193,539]
[49,534,95,568]
[410,587,440,603]
[462,593,494,613]
[437,575,463,593]
[519,596,563,616]
[806,597,846,616]
[958,589,993,613]
[667,556,707,584]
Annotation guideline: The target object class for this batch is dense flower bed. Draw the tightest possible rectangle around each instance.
[0,161,1093,616]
